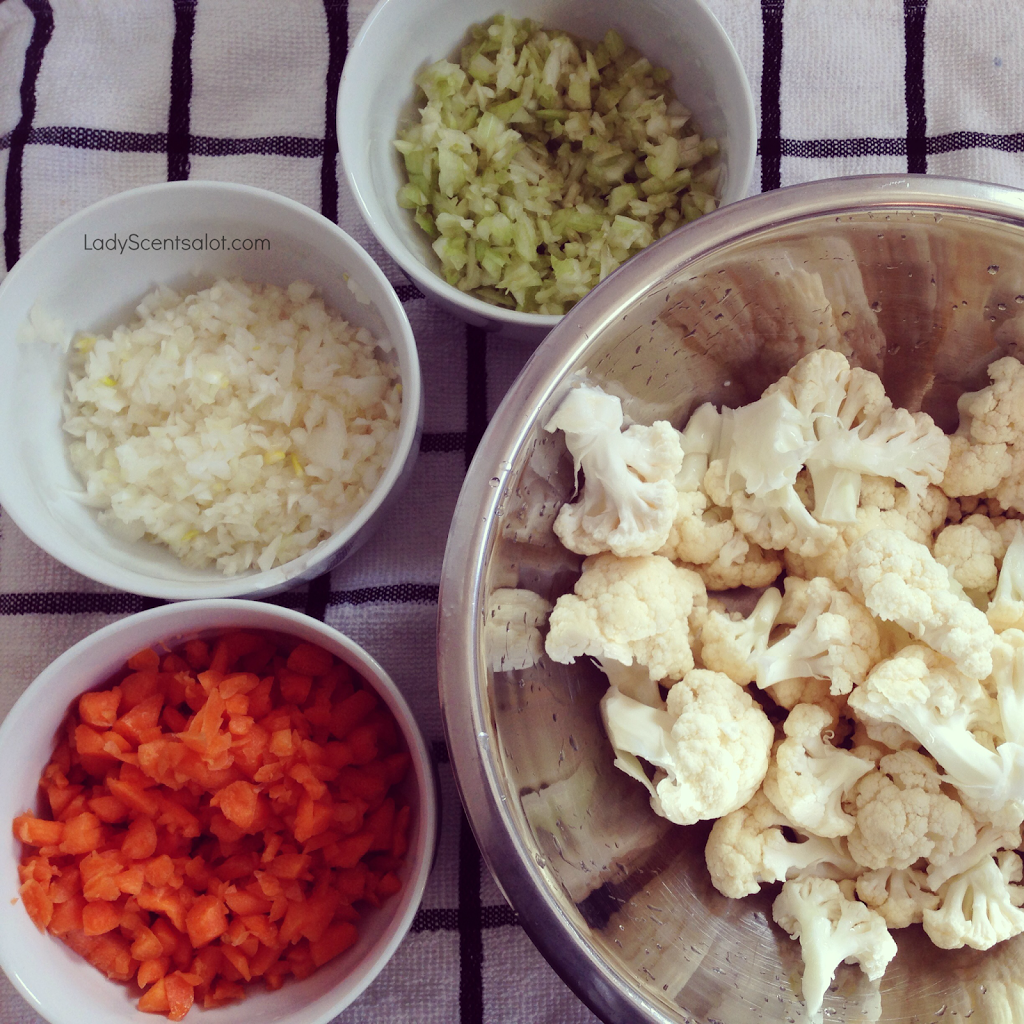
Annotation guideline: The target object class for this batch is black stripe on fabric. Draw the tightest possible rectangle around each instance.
[0,583,438,616]
[760,0,785,191]
[394,283,426,303]
[2,0,53,271]
[927,129,1024,155]
[0,127,324,157]
[904,0,928,174]
[458,811,484,1024]
[320,0,348,222]
[464,326,489,469]
[431,739,451,764]
[779,137,907,159]
[167,0,197,181]
[422,431,467,453]
[411,904,517,934]
[304,570,331,622]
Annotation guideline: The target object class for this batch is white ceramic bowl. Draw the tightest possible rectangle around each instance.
[338,0,756,341]
[0,600,437,1024]
[0,181,423,600]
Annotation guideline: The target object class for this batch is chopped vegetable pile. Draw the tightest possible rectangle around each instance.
[13,629,412,1020]
[394,15,720,314]
[540,349,1024,1015]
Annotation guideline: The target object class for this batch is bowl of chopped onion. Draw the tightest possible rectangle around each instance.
[338,0,755,341]
[439,174,1024,1023]
[0,599,437,1024]
[0,180,422,600]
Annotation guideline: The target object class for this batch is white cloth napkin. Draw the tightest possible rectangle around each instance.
[2,2,1024,1023]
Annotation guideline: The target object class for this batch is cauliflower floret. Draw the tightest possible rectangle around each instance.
[923,851,1024,950]
[784,477,948,581]
[698,587,783,685]
[544,553,706,681]
[843,749,977,870]
[934,514,1008,596]
[772,876,898,1017]
[705,788,860,899]
[841,527,997,679]
[763,703,875,838]
[848,645,1024,808]
[855,866,939,928]
[764,349,949,524]
[942,356,1024,512]
[988,522,1024,632]
[756,576,882,696]
[599,670,774,826]
[545,383,683,557]
[926,819,1023,891]
[484,587,552,672]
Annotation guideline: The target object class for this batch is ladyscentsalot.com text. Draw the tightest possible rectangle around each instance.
[83,233,270,254]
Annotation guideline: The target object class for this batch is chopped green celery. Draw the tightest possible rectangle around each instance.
[395,14,720,313]
[416,60,466,101]
[640,167,691,197]
[603,29,626,60]
[607,182,637,215]
[467,51,497,84]
[397,182,430,209]
[489,96,523,121]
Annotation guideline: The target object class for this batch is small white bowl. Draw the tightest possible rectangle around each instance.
[338,0,756,341]
[0,181,423,600]
[0,600,438,1024]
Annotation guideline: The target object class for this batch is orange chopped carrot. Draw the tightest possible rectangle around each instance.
[19,877,53,931]
[309,921,358,967]
[79,688,122,728]
[82,900,122,935]
[128,648,161,672]
[14,628,414,1020]
[13,813,65,846]
[185,894,229,948]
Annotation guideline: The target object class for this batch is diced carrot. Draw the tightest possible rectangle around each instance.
[13,813,64,846]
[392,804,411,859]
[278,669,313,705]
[81,849,126,901]
[220,944,252,982]
[131,926,166,962]
[108,775,162,818]
[309,921,358,967]
[285,643,334,677]
[293,793,333,844]
[87,793,129,824]
[183,639,210,671]
[334,864,369,905]
[185,894,228,948]
[128,648,161,671]
[209,632,264,675]
[151,917,183,956]
[164,971,196,1022]
[247,941,282,978]
[324,831,375,870]
[18,878,53,931]
[79,689,122,728]
[49,892,86,935]
[45,780,83,819]
[246,677,275,720]
[266,852,310,880]
[65,930,136,981]
[138,977,170,1014]
[224,888,273,916]
[239,913,278,947]
[204,980,245,1008]
[210,780,261,832]
[115,693,165,745]
[116,864,146,895]
[122,816,158,860]
[157,798,202,839]
[59,812,104,855]
[82,900,122,935]
[161,653,190,674]
[366,798,396,852]
[161,706,189,733]
[329,689,377,740]
[138,885,189,934]
[137,956,170,987]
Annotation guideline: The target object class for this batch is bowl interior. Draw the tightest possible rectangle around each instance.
[0,182,421,600]
[441,177,1024,1023]
[339,0,755,332]
[0,601,436,1024]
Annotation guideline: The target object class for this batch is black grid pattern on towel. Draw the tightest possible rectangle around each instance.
[3,1,1024,1022]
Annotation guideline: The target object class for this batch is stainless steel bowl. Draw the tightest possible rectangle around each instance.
[438,175,1024,1024]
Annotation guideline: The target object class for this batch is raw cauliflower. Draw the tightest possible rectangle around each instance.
[600,671,774,826]
[545,383,683,557]
[544,553,706,681]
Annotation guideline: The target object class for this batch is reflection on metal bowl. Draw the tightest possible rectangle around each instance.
[439,175,1024,1024]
